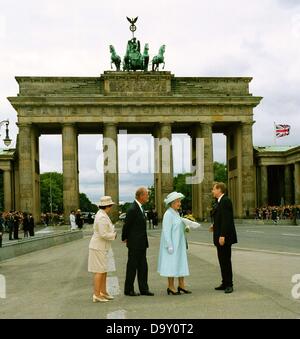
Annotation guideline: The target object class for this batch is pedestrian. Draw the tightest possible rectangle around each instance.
[210,182,238,294]
[88,196,117,303]
[8,212,14,240]
[70,211,77,230]
[13,212,20,240]
[152,209,158,229]
[76,209,83,229]
[23,212,30,238]
[29,213,35,236]
[122,187,154,297]
[147,208,154,229]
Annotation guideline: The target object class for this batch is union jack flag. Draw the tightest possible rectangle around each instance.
[275,124,291,138]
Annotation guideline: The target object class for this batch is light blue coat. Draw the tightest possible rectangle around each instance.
[157,208,190,277]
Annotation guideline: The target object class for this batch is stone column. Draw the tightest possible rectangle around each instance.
[295,162,300,205]
[284,165,293,205]
[18,123,34,214]
[32,127,41,223]
[260,165,268,206]
[62,123,80,221]
[241,122,255,216]
[103,123,119,222]
[159,123,173,217]
[3,170,12,212]
[201,123,214,221]
[153,128,162,220]
[190,124,202,220]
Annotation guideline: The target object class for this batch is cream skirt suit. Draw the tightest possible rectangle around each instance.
[88,209,116,273]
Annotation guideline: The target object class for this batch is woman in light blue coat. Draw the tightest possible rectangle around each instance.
[158,192,192,295]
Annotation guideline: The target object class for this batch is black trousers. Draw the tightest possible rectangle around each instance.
[124,248,149,294]
[217,245,233,287]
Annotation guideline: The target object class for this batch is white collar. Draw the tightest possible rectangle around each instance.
[99,209,109,219]
[218,194,225,203]
[135,199,144,212]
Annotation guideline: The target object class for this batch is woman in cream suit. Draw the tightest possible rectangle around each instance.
[157,192,191,295]
[88,196,117,303]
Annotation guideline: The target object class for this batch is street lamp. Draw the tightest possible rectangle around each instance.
[0,120,12,147]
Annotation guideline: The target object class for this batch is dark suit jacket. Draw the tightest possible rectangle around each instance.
[212,195,238,246]
[122,201,149,250]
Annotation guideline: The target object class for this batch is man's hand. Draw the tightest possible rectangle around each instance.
[219,237,225,246]
[122,239,127,244]
[208,225,214,233]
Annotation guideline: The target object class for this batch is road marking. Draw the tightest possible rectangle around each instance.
[189,241,300,256]
[107,309,127,319]
[282,233,300,237]
[246,230,265,234]
[107,276,120,296]
[35,230,53,234]
[106,251,125,319]
[108,249,116,272]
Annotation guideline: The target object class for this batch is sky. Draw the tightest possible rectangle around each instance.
[0,0,299,203]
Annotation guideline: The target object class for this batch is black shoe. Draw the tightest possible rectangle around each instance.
[124,291,140,296]
[140,291,154,296]
[224,287,233,294]
[215,284,226,291]
[167,288,180,295]
[178,287,192,294]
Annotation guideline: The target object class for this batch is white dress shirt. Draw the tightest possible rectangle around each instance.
[135,199,144,215]
[218,194,225,203]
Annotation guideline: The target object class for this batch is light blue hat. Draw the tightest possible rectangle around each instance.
[164,192,185,206]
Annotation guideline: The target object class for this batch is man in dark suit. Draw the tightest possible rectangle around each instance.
[210,182,238,294]
[122,187,154,297]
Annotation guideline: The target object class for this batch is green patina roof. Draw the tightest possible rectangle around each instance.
[254,146,298,153]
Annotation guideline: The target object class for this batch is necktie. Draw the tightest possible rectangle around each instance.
[141,205,146,218]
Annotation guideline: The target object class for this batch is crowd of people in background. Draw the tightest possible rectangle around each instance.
[69,209,85,230]
[255,205,300,223]
[0,211,35,247]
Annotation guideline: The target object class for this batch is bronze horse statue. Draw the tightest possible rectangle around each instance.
[152,45,166,71]
[109,45,121,71]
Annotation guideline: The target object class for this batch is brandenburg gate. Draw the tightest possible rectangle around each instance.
[7,18,262,222]
[8,71,262,222]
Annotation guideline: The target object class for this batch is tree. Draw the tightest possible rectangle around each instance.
[40,172,97,213]
[173,174,192,211]
[40,172,63,213]
[214,162,228,183]
[79,193,98,213]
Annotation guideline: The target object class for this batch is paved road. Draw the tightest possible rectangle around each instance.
[185,223,300,254]
[0,224,299,319]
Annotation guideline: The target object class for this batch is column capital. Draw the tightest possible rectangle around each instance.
[241,121,255,127]
[62,122,76,127]
[103,122,118,127]
[16,122,32,128]
[200,122,213,127]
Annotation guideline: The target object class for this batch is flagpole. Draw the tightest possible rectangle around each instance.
[274,122,277,145]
